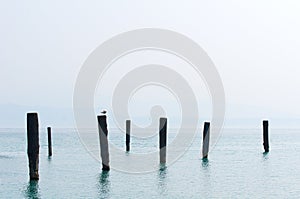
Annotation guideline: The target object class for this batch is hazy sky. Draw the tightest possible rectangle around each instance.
[1,0,300,127]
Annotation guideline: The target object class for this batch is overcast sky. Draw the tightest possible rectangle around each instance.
[1,0,300,127]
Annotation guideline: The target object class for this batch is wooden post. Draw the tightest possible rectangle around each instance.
[159,118,167,164]
[27,113,39,180]
[97,115,110,171]
[202,122,210,159]
[263,120,269,152]
[47,127,52,157]
[126,120,131,152]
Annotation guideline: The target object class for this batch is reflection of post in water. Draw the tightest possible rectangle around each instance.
[201,158,209,168]
[157,164,168,195]
[200,156,212,198]
[159,164,167,179]
[25,180,40,199]
[97,171,110,198]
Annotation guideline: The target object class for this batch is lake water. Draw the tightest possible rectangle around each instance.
[0,128,300,198]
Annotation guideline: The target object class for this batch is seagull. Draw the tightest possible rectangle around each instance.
[101,110,107,114]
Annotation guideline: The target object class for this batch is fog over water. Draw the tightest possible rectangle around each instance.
[1,1,300,128]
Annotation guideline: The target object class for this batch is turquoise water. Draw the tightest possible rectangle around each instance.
[1,128,300,198]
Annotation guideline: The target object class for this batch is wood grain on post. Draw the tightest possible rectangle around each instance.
[202,122,210,159]
[159,118,167,164]
[27,113,39,180]
[263,120,269,152]
[126,120,131,152]
[97,115,110,171]
[47,127,52,157]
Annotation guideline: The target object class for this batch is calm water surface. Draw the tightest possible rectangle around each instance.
[0,128,300,198]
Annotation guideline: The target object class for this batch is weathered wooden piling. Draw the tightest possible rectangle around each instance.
[263,120,269,152]
[47,127,52,157]
[202,122,210,159]
[97,115,110,171]
[27,113,39,180]
[126,120,131,152]
[159,118,167,164]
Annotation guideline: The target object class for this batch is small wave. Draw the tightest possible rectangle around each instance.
[0,155,12,159]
